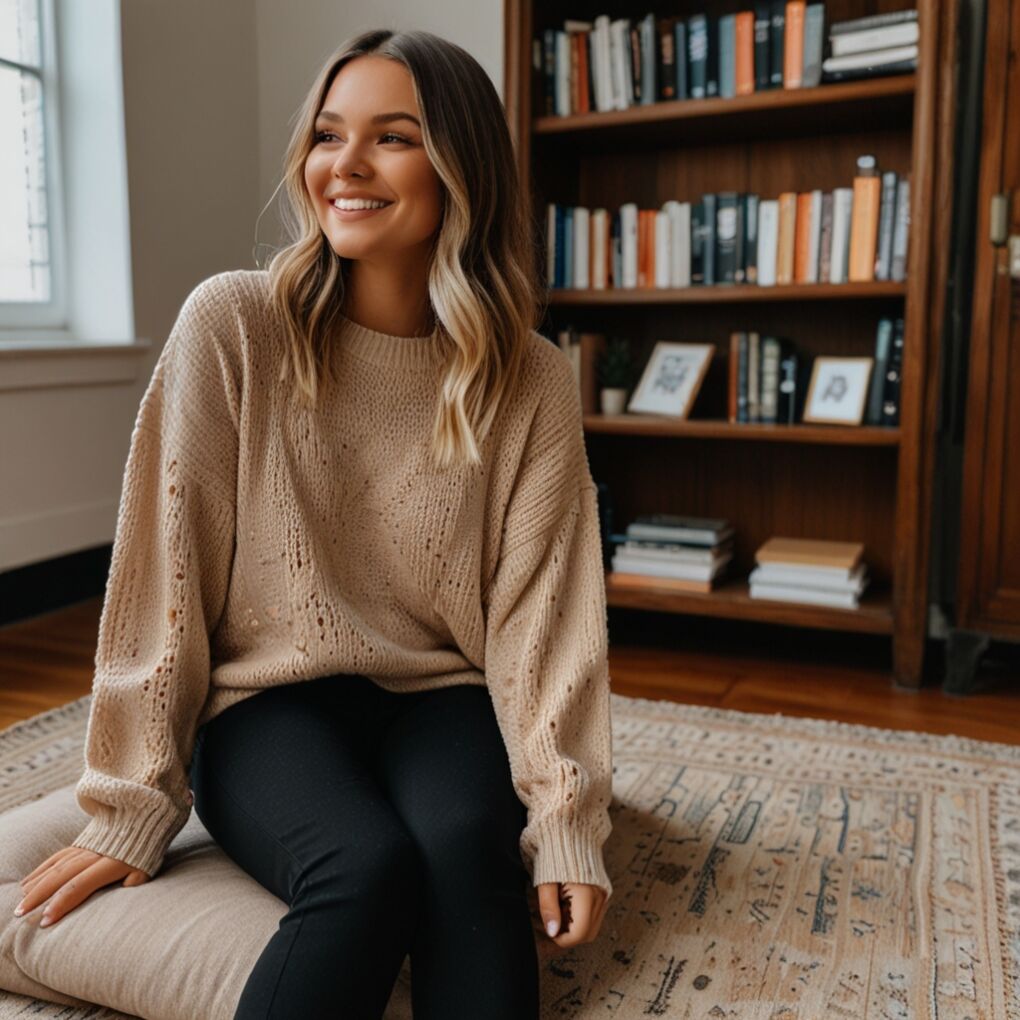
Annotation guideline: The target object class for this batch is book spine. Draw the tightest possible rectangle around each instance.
[691,200,705,284]
[748,330,761,422]
[717,192,739,284]
[658,17,675,100]
[776,191,797,284]
[757,199,779,285]
[818,191,834,282]
[802,4,825,87]
[875,171,898,280]
[737,332,749,423]
[674,20,688,99]
[719,14,737,98]
[735,12,756,95]
[705,14,719,96]
[880,317,904,425]
[745,194,759,283]
[848,172,881,282]
[734,194,746,283]
[830,9,918,36]
[754,3,772,90]
[769,1,786,86]
[866,317,893,423]
[702,193,717,285]
[891,177,911,281]
[688,15,707,98]
[783,1,805,88]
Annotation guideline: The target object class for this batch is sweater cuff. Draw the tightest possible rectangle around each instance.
[70,799,187,878]
[527,815,613,899]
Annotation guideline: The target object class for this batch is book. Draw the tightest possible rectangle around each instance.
[830,21,920,57]
[829,9,918,36]
[750,561,868,592]
[783,1,805,88]
[756,536,864,569]
[749,583,863,609]
[849,155,881,282]
[629,514,735,545]
[865,318,894,424]
[608,571,716,594]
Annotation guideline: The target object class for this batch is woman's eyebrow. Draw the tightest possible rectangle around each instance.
[315,110,420,127]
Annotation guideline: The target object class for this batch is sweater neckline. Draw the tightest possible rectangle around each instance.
[337,311,445,370]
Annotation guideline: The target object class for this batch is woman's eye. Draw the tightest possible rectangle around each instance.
[314,131,411,145]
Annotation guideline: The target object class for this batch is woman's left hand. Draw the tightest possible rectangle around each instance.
[537,881,609,947]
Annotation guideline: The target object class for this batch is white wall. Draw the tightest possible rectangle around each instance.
[1,1,502,574]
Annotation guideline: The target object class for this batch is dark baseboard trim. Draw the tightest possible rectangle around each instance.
[1,545,112,627]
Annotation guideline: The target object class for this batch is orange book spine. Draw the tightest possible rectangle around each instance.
[776,192,797,284]
[793,192,813,282]
[784,2,805,88]
[848,176,881,281]
[735,12,755,95]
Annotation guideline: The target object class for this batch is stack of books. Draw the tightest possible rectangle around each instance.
[821,10,919,83]
[609,515,734,593]
[749,536,869,608]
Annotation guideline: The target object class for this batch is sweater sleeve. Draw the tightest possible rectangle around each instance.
[69,275,240,878]
[482,347,614,899]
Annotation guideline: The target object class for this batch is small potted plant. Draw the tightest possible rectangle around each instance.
[596,336,634,415]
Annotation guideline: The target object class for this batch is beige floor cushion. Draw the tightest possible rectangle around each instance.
[0,783,417,1020]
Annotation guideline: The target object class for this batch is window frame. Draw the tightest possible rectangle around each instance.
[1,0,70,331]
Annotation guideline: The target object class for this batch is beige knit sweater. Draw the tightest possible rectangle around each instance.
[71,268,614,898]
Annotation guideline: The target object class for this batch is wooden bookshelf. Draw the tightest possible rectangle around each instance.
[504,0,956,687]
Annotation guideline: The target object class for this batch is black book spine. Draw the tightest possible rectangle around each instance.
[705,14,719,96]
[691,201,705,284]
[737,332,749,423]
[754,3,772,89]
[881,317,905,425]
[675,20,688,99]
[659,17,675,100]
[716,192,739,284]
[769,1,785,87]
[702,193,717,286]
[734,194,746,283]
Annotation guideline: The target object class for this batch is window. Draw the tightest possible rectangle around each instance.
[1,0,67,329]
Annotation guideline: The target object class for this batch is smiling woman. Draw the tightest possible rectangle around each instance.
[303,57,443,321]
[21,27,614,1020]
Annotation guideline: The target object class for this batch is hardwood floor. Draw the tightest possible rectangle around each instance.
[2,597,1018,745]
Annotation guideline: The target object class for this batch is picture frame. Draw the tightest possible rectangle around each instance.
[802,356,875,426]
[627,341,715,419]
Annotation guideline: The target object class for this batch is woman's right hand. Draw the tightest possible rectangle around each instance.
[15,846,151,927]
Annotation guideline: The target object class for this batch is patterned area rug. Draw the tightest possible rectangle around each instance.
[1,691,1018,1019]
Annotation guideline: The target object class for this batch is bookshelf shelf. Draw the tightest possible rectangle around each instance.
[533,74,916,148]
[604,574,894,635]
[507,0,951,687]
[583,415,901,446]
[549,281,907,305]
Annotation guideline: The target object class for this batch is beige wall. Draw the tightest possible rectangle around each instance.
[1,2,502,573]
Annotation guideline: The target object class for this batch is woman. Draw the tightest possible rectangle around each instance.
[15,28,613,1020]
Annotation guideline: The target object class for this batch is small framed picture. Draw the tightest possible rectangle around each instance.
[627,342,715,418]
[802,356,874,425]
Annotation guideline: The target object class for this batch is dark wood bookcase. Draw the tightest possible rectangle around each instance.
[504,0,960,687]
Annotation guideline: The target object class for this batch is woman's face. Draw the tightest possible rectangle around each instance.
[304,55,443,263]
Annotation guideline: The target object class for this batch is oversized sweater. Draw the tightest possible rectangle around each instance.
[70,268,614,898]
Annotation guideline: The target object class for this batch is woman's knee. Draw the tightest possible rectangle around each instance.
[295,821,426,907]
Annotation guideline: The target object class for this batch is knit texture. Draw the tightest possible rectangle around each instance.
[71,269,614,898]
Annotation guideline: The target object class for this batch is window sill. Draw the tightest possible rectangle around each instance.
[0,338,153,391]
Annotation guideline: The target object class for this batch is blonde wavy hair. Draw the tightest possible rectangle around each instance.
[258,29,543,470]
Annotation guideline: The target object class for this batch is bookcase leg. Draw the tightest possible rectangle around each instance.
[892,630,925,689]
[942,629,992,696]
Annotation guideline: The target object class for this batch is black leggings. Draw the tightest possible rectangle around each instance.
[188,672,540,1019]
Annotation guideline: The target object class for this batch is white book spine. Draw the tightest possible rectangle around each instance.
[830,188,854,283]
[655,210,671,288]
[572,207,590,289]
[822,43,918,72]
[757,200,779,286]
[610,20,631,111]
[750,583,859,609]
[830,22,920,57]
[620,203,639,288]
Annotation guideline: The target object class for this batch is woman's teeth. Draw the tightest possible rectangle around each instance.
[333,198,392,210]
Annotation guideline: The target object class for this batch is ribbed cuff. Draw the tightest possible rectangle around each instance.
[527,816,613,899]
[70,798,186,878]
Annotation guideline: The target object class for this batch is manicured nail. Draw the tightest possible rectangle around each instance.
[546,919,558,937]
[40,915,52,927]
[13,905,24,917]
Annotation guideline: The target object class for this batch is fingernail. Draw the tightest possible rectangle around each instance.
[546,919,558,937]
[13,905,23,917]
[40,915,52,927]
